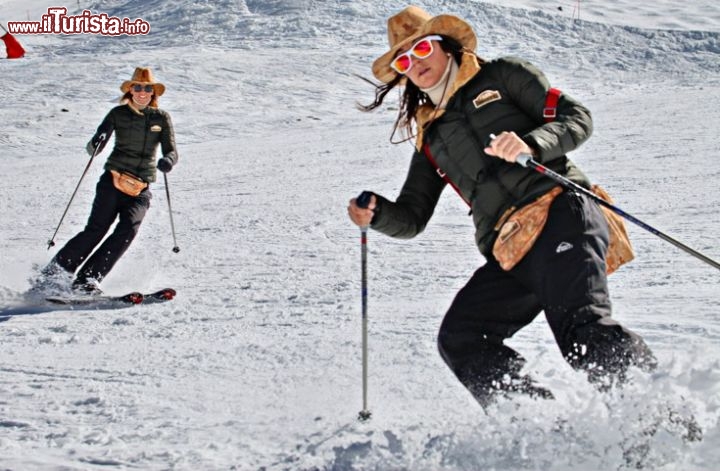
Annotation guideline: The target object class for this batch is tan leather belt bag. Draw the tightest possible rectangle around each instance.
[110,170,147,197]
[493,185,634,273]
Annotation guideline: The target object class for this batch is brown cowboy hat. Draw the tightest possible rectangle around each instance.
[120,67,166,96]
[372,6,477,84]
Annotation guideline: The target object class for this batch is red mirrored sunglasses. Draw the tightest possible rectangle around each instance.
[390,35,443,75]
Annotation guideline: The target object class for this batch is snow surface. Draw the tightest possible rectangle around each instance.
[1,0,720,469]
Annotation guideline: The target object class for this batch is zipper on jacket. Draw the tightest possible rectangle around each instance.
[137,109,149,179]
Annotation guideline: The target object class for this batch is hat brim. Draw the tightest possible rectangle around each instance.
[120,81,166,96]
[372,14,477,84]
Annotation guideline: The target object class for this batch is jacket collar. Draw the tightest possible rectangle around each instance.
[414,52,482,149]
[126,101,147,116]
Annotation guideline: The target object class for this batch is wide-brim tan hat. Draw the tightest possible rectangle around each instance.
[120,67,166,96]
[372,6,477,83]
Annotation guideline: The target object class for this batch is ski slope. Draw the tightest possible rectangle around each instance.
[1,0,719,469]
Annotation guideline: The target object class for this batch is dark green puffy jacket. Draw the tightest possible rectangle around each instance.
[371,56,593,256]
[91,103,178,183]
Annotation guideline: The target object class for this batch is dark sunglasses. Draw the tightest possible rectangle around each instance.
[132,84,154,93]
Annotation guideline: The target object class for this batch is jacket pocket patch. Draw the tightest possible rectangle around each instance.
[473,90,502,109]
[150,125,162,132]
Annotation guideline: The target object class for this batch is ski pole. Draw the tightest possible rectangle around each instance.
[487,134,720,271]
[47,133,106,250]
[356,191,373,421]
[163,172,180,253]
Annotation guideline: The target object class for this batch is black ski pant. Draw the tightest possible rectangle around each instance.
[437,191,656,408]
[53,171,151,285]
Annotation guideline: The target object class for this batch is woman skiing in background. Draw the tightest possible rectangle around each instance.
[347,6,656,408]
[40,67,178,294]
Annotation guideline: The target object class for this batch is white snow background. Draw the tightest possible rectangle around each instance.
[1,0,719,469]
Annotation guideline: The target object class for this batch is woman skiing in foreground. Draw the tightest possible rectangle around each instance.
[347,6,656,408]
[40,67,178,295]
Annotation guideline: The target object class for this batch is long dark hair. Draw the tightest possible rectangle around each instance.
[357,35,470,143]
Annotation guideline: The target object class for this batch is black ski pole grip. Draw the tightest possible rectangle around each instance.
[485,133,497,147]
[356,191,373,209]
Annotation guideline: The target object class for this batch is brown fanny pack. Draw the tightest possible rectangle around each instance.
[590,185,634,274]
[110,170,148,197]
[492,185,634,273]
[492,186,563,271]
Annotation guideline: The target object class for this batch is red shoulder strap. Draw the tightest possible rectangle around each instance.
[543,87,562,123]
[423,143,471,207]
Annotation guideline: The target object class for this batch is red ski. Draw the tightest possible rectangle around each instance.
[45,288,175,306]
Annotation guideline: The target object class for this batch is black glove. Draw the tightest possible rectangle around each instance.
[157,157,173,173]
[86,132,108,156]
[85,140,97,156]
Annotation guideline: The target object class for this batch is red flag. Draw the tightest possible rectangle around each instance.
[2,32,25,59]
